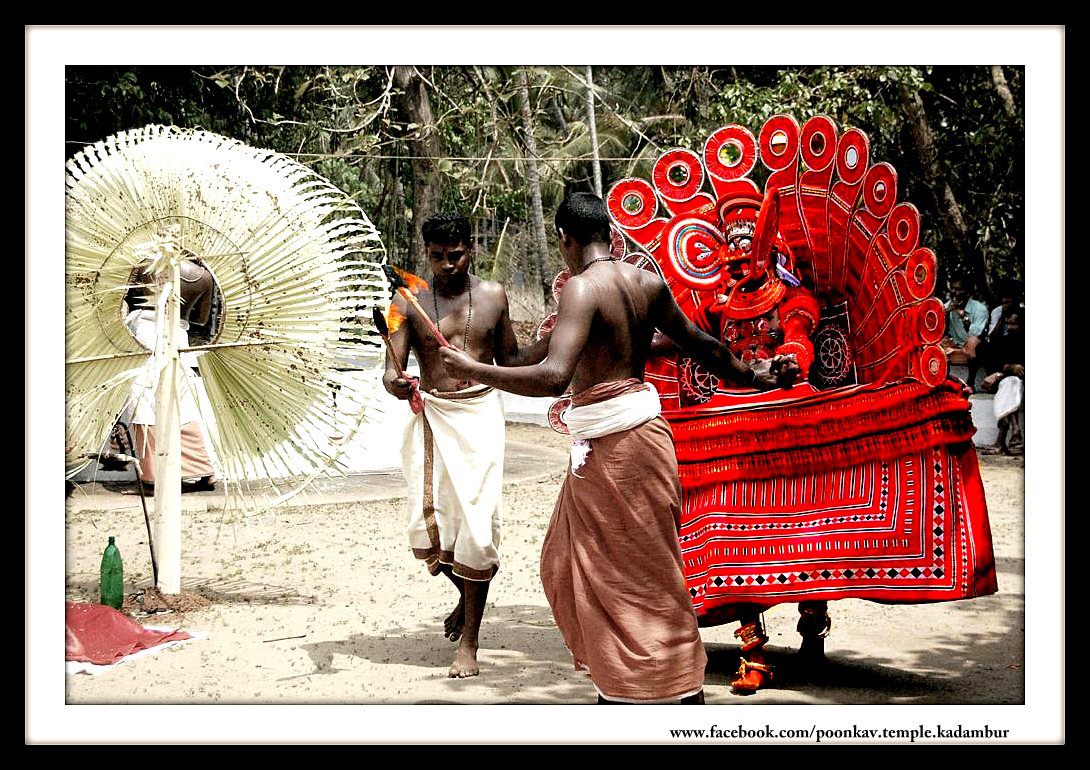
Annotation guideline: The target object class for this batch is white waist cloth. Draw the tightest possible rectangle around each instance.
[402,384,505,581]
[123,310,201,426]
[994,375,1023,421]
[564,382,661,472]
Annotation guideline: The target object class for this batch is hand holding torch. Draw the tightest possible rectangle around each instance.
[382,264,453,348]
[372,307,425,415]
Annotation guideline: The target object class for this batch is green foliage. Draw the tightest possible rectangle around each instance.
[67,64,1023,296]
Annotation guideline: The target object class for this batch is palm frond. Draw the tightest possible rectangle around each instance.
[66,125,388,500]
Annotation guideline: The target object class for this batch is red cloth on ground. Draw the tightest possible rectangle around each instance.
[65,602,191,666]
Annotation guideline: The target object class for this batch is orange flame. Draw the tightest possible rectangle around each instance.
[385,302,407,335]
[391,265,430,295]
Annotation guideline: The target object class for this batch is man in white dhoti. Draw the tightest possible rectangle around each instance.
[383,214,548,678]
[980,306,1025,455]
[401,384,505,583]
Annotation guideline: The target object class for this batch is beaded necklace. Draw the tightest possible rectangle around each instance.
[581,256,618,270]
[433,275,473,351]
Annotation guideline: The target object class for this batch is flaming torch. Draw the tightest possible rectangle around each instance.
[372,306,425,414]
[382,264,452,348]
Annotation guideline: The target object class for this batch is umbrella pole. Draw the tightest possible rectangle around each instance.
[153,263,183,595]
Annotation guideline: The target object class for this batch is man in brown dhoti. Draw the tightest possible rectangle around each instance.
[441,193,796,703]
[124,256,218,492]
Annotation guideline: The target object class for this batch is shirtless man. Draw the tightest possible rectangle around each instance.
[384,213,547,678]
[440,194,796,703]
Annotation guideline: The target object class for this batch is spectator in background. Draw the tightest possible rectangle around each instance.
[988,278,1025,338]
[942,277,989,390]
[979,306,1025,455]
[123,254,218,493]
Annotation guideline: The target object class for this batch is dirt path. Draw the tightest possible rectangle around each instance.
[65,425,1020,706]
[64,427,1024,708]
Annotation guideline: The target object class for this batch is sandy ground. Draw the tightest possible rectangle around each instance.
[64,423,1025,707]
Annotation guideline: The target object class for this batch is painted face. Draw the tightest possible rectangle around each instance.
[426,241,471,283]
[726,235,753,277]
[716,203,762,293]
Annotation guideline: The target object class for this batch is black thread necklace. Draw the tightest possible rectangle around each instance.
[433,275,472,351]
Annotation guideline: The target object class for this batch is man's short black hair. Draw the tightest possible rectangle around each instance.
[996,277,1024,301]
[421,213,471,248]
[555,192,611,246]
[1001,304,1024,323]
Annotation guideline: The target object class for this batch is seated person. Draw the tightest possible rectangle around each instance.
[941,277,989,388]
[987,278,1024,338]
[979,306,1025,455]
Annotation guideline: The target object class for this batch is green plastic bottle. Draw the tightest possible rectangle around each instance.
[99,536,124,610]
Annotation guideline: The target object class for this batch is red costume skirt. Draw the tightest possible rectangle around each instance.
[663,379,998,624]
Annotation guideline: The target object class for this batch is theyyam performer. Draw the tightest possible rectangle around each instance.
[592,116,998,694]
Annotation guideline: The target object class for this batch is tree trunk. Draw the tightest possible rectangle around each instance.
[900,86,989,295]
[518,69,551,300]
[548,96,568,134]
[393,66,442,276]
[990,66,1017,119]
[585,65,603,197]
[389,169,405,267]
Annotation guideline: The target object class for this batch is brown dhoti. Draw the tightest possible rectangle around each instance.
[132,423,217,483]
[541,380,706,702]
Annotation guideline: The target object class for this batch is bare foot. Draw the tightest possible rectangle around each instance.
[444,598,465,642]
[448,643,479,678]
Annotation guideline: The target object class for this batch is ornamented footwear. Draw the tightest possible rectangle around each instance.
[731,657,774,694]
[734,620,769,653]
[732,620,773,693]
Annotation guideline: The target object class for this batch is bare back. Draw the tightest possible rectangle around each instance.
[564,261,661,395]
[436,246,758,400]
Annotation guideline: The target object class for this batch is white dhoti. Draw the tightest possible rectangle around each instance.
[402,384,504,582]
[994,375,1023,421]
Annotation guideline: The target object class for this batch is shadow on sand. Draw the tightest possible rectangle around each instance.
[297,603,595,704]
[703,591,1024,705]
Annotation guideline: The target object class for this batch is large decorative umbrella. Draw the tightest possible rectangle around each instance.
[65,125,388,591]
